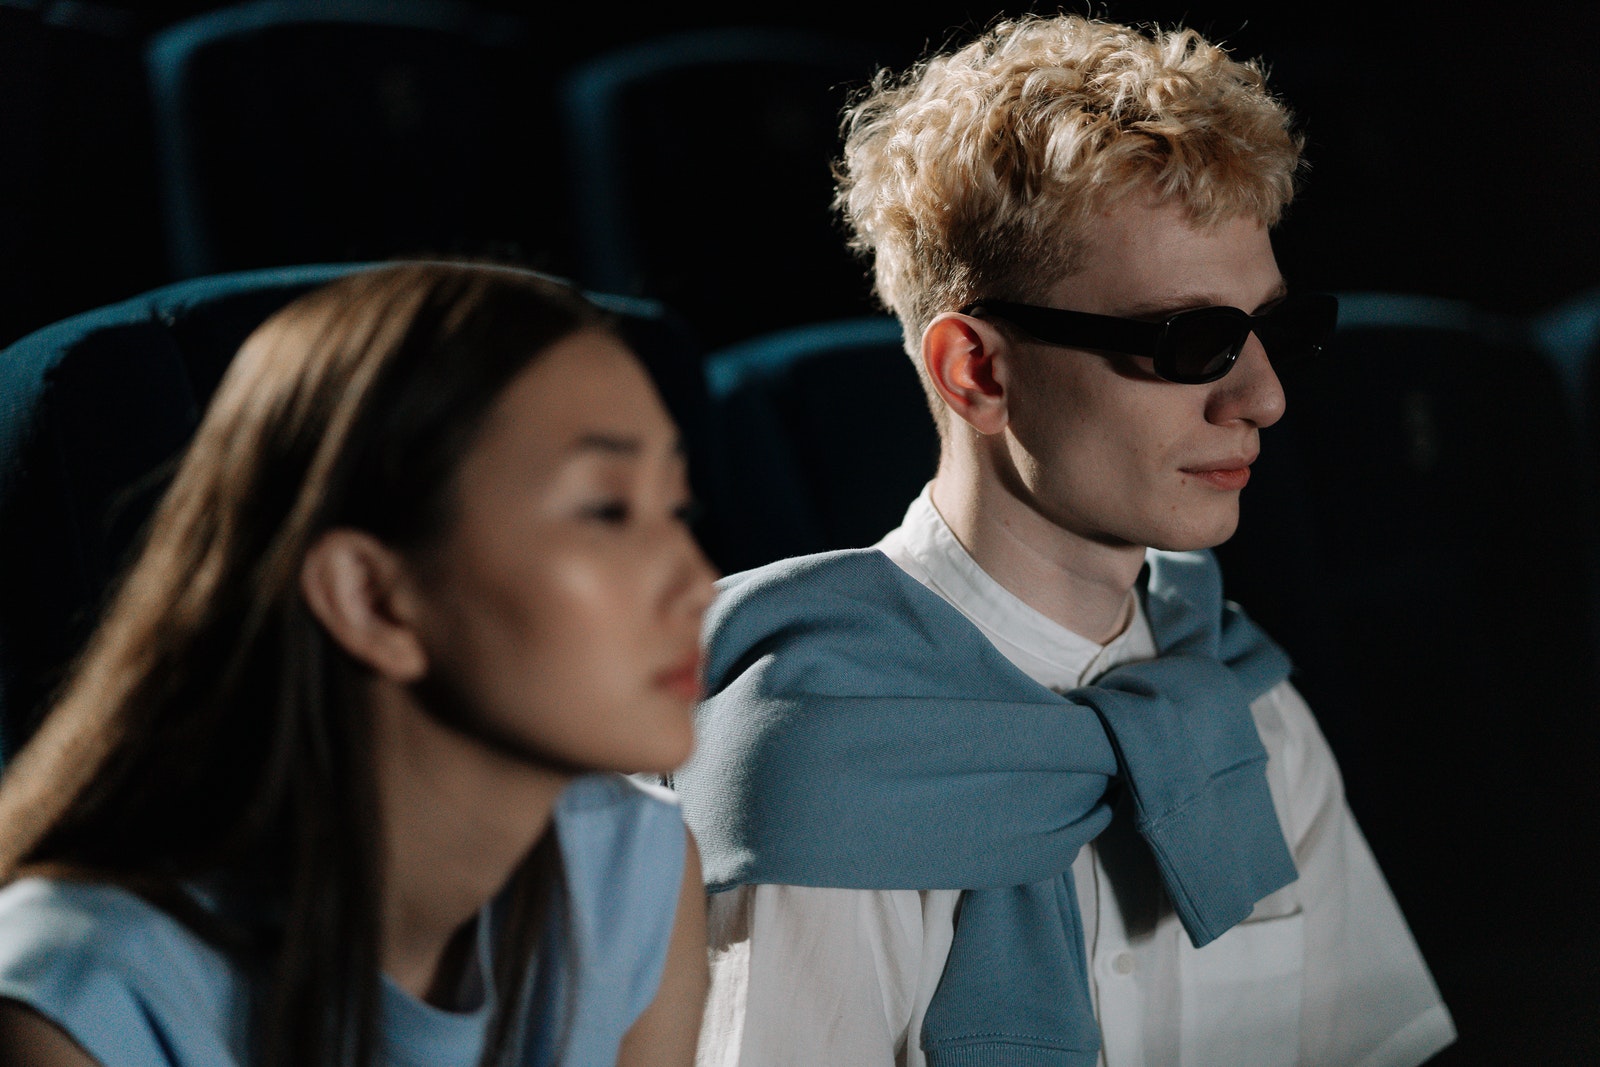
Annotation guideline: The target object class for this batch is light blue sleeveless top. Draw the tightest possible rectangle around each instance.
[0,773,686,1066]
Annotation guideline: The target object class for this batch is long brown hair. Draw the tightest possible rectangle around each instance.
[0,262,611,1065]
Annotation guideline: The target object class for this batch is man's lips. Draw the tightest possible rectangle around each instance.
[655,649,704,700]
[1181,455,1257,490]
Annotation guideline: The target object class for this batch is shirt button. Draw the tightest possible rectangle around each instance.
[1112,952,1136,976]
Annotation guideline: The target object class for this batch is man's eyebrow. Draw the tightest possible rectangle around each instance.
[1117,293,1227,318]
[1252,281,1291,312]
[1119,281,1290,318]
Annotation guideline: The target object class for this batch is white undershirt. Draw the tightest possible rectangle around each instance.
[697,488,1456,1067]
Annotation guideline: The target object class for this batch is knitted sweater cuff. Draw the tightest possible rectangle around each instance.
[923,1041,1099,1067]
[1139,753,1299,946]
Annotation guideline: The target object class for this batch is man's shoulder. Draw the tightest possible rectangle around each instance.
[702,548,1017,700]
[705,549,926,668]
[711,548,907,615]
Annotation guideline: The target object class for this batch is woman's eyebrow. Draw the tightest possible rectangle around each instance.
[571,432,642,456]
[569,433,688,458]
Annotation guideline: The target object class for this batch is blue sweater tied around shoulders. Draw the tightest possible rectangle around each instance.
[674,548,1296,1066]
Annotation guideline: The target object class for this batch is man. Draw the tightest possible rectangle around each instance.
[677,14,1454,1067]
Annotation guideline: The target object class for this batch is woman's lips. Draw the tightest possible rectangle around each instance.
[655,650,704,700]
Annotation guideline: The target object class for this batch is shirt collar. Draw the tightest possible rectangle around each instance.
[875,485,1154,690]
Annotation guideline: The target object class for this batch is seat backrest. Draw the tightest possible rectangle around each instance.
[560,28,896,347]
[1216,292,1600,1053]
[145,0,554,279]
[702,316,931,573]
[1535,283,1600,449]
[1223,293,1600,722]
[0,263,705,762]
[0,3,165,350]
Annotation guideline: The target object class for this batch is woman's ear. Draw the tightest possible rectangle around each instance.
[300,529,428,682]
[920,313,1012,436]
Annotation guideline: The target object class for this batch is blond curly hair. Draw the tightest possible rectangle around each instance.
[836,14,1304,353]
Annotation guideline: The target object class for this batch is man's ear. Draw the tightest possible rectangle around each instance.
[921,313,1011,436]
[300,529,428,682]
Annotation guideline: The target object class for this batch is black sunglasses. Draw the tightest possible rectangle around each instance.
[961,292,1339,384]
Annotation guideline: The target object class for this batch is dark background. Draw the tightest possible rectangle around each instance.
[6,0,1600,343]
[4,1,1598,1064]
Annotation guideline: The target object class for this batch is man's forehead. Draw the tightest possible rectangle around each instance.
[1049,203,1284,315]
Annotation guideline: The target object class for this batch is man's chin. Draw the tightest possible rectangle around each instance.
[1143,514,1240,554]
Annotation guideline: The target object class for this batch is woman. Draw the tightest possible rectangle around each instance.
[0,263,715,1065]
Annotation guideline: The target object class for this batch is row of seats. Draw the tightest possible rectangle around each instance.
[11,0,1600,360]
[4,268,1598,1058]
[0,0,900,352]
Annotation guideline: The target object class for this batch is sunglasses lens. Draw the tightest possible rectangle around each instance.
[1256,294,1339,367]
[1162,311,1249,383]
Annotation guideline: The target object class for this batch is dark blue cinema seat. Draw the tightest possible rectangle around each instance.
[1523,287,1587,435]
[1534,284,1600,453]
[1533,286,1600,661]
[701,316,932,574]
[0,2,165,350]
[1221,292,1600,740]
[145,0,552,280]
[1218,292,1600,1063]
[0,264,705,767]
[559,27,896,348]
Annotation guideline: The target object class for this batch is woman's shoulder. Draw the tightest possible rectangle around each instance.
[548,775,688,1025]
[555,774,686,886]
[0,877,246,1067]
[557,773,683,846]
[0,877,184,974]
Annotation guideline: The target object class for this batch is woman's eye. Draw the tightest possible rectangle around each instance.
[584,501,631,524]
[674,499,704,527]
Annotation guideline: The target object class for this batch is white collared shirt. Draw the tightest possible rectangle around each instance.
[697,488,1456,1067]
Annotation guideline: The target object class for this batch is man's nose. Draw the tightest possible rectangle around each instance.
[1208,333,1286,428]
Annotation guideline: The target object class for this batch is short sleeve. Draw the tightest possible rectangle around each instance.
[0,879,245,1067]
[699,882,950,1067]
[541,774,688,1062]
[1252,682,1457,1067]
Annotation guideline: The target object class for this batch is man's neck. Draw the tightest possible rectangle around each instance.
[929,464,1147,646]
